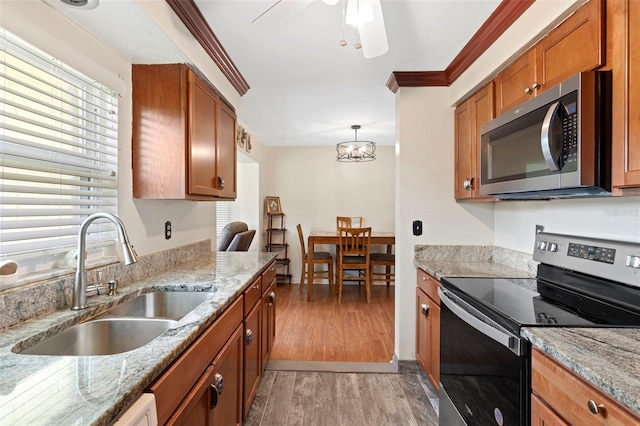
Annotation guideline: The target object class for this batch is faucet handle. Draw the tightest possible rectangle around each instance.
[108,280,118,296]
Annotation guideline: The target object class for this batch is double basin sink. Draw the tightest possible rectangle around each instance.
[16,291,213,356]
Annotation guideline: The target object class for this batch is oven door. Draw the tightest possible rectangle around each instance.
[438,287,530,426]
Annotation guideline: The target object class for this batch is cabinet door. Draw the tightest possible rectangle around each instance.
[188,70,219,197]
[212,324,243,426]
[494,50,537,116]
[243,301,261,419]
[216,100,237,199]
[454,99,472,200]
[535,0,603,92]
[427,299,440,390]
[469,83,495,200]
[531,394,569,426]
[415,287,430,375]
[261,279,276,366]
[612,0,640,189]
[454,84,495,201]
[167,325,243,426]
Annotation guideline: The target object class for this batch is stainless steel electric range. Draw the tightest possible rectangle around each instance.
[438,226,640,426]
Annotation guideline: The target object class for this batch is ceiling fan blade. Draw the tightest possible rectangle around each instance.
[252,0,315,29]
[358,0,388,58]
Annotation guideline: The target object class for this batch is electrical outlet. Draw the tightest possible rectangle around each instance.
[165,221,172,240]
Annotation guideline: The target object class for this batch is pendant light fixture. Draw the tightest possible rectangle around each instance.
[336,125,376,162]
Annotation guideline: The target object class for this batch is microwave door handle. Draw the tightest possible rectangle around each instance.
[438,287,526,356]
[540,101,564,172]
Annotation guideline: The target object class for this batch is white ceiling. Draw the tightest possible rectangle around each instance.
[42,0,501,147]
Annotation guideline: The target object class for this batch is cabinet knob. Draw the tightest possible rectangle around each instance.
[246,329,253,345]
[587,400,605,415]
[217,176,225,190]
[210,373,223,408]
[422,276,427,281]
[421,303,429,316]
[524,87,532,95]
[463,178,473,190]
[269,291,276,305]
[531,82,540,90]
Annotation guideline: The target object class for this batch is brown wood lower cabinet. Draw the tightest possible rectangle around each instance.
[167,324,243,425]
[149,260,277,425]
[531,348,640,426]
[415,268,440,390]
[243,280,262,419]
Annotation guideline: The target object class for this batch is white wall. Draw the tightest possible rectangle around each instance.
[264,145,395,283]
[395,87,495,359]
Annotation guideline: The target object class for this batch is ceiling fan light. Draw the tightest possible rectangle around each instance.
[322,0,340,5]
[345,0,374,27]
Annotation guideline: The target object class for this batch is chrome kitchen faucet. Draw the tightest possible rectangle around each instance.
[72,213,138,310]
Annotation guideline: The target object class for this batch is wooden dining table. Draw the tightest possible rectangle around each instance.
[306,231,395,301]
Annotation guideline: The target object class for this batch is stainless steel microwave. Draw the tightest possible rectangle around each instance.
[479,71,611,199]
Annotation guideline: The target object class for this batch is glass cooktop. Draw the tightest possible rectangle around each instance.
[441,276,640,330]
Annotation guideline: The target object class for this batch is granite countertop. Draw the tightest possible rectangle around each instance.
[0,251,276,426]
[523,328,640,416]
[413,244,537,280]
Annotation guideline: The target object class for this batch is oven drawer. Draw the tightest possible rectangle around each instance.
[532,348,640,425]
[417,268,439,303]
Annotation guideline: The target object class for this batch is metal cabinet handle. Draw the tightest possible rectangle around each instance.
[524,86,532,94]
[463,178,473,191]
[421,303,429,316]
[422,276,427,281]
[587,400,605,415]
[531,82,540,90]
[210,373,224,408]
[268,291,276,305]
[217,176,225,190]
[541,101,568,172]
[246,329,253,345]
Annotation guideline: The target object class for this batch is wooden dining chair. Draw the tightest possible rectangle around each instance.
[337,227,372,303]
[369,252,395,287]
[336,216,363,229]
[297,224,334,298]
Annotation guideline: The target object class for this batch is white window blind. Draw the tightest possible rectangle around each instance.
[0,29,119,272]
[216,202,231,237]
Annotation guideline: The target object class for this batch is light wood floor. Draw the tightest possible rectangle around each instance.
[270,283,395,363]
[245,367,438,426]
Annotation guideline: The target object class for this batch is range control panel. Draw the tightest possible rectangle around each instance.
[533,228,640,288]
[567,243,616,264]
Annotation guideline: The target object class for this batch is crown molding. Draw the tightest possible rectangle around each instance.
[386,0,535,93]
[166,0,250,96]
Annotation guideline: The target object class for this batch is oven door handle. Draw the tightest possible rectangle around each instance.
[438,287,527,356]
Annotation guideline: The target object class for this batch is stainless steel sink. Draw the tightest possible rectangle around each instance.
[17,318,177,356]
[106,291,212,320]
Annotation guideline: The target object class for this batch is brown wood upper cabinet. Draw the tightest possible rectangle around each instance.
[612,0,640,191]
[454,82,495,201]
[495,0,603,116]
[132,64,237,200]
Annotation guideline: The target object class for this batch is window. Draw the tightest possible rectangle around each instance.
[216,201,231,238]
[0,29,119,277]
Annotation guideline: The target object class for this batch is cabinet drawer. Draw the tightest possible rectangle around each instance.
[532,348,640,426]
[261,261,277,294]
[244,277,262,315]
[150,296,243,425]
[417,268,440,303]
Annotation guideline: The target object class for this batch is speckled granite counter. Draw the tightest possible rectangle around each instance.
[0,251,276,426]
[413,244,537,280]
[523,327,640,416]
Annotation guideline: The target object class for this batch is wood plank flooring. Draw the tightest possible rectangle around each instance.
[270,284,395,363]
[245,368,439,426]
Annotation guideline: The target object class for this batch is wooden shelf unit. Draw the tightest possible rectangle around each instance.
[265,213,292,284]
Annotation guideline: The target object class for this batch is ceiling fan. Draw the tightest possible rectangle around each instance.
[252,0,388,59]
